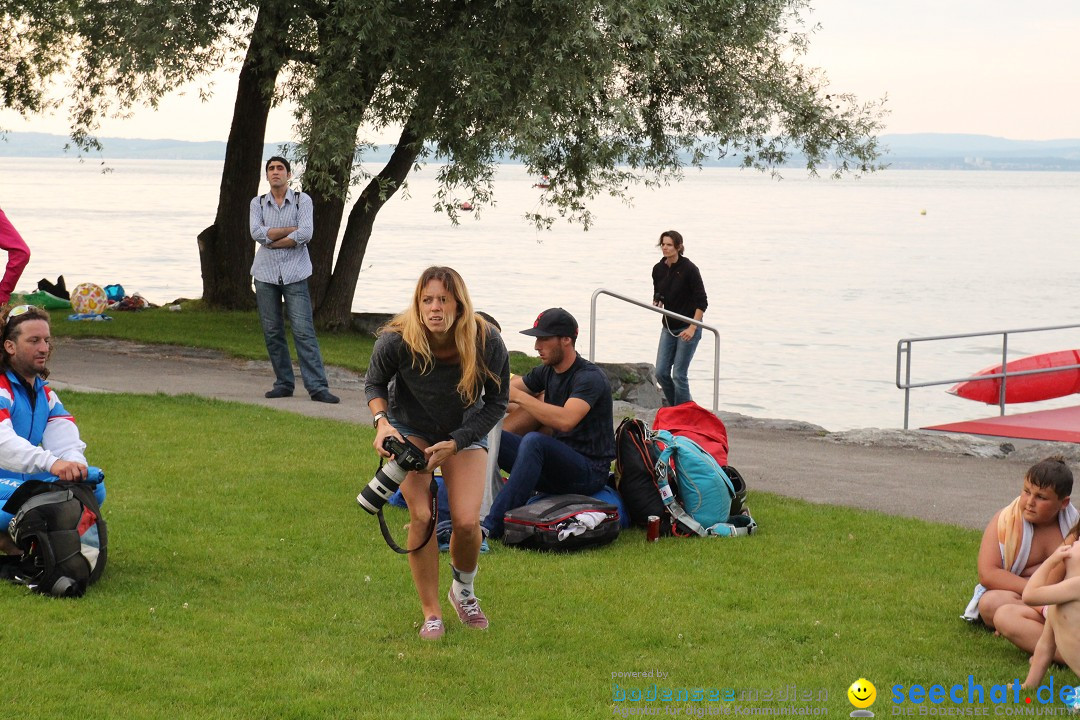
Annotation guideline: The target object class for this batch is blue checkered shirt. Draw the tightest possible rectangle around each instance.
[249,188,314,285]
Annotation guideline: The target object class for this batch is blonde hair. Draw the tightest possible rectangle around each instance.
[381,266,499,405]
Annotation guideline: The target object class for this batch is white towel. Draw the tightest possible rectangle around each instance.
[962,502,1080,622]
[556,512,609,541]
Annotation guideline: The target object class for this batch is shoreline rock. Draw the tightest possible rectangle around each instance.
[594,362,666,409]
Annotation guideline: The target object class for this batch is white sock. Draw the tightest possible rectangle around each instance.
[451,565,477,603]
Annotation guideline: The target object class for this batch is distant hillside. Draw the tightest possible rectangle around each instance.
[0,131,320,162]
[3,131,1079,171]
[0,131,265,160]
[878,133,1080,171]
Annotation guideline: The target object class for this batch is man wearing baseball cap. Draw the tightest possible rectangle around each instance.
[482,308,615,539]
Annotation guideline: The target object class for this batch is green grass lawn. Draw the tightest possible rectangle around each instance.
[51,304,541,376]
[4,392,1070,719]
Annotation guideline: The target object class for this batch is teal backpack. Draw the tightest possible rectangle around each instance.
[653,429,756,537]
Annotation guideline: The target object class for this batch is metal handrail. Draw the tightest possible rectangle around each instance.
[896,322,1080,429]
[589,288,720,413]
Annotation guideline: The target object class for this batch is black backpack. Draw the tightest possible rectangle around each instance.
[723,465,749,518]
[0,480,108,597]
[613,417,679,536]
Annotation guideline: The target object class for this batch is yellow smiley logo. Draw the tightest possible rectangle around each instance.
[848,678,877,709]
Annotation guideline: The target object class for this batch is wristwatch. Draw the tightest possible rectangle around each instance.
[372,411,388,429]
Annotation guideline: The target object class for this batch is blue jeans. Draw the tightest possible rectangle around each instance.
[655,326,702,406]
[482,431,609,538]
[254,278,329,395]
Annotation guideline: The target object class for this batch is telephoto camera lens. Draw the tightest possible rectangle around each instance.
[357,436,428,514]
[357,459,408,514]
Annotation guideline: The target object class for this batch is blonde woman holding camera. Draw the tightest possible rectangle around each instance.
[364,266,509,639]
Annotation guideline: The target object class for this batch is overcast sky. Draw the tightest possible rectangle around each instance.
[3,0,1078,142]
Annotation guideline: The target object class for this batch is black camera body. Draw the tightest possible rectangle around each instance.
[381,436,427,473]
[356,436,428,514]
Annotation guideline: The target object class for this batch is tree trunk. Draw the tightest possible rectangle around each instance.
[314,126,423,331]
[197,3,285,309]
[305,175,348,309]
[305,61,389,310]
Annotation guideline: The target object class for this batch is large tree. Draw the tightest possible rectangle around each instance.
[4,0,884,327]
[5,0,278,308]
[197,2,293,309]
[292,0,885,329]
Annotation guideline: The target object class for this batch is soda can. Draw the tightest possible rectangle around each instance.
[647,515,661,542]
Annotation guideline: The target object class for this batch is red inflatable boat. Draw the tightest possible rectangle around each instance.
[949,349,1080,404]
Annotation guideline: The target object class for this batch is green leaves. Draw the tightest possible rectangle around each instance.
[6,0,884,206]
[7,0,884,319]
[0,0,75,113]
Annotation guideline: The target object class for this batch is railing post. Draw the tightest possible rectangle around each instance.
[590,288,721,414]
[902,341,912,430]
[589,292,597,367]
[999,333,1009,416]
[712,333,720,414]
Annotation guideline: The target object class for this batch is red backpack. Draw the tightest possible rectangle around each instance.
[654,402,748,520]
[653,402,728,466]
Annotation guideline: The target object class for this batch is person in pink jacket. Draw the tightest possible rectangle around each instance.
[0,208,30,306]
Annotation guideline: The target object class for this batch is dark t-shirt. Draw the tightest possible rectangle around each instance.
[521,354,615,465]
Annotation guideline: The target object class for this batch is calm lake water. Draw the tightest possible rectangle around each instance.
[6,156,1080,431]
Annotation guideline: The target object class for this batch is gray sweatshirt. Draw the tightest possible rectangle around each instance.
[364,325,510,450]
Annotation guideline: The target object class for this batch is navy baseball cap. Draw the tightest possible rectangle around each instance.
[520,308,578,338]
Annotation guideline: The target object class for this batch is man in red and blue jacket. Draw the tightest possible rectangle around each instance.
[0,305,104,554]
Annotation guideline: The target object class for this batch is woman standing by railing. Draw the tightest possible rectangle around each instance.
[651,230,709,406]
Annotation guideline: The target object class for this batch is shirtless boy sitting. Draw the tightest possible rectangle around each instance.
[1020,536,1080,702]
[964,456,1078,644]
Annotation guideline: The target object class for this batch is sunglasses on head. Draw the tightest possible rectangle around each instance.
[2,305,39,341]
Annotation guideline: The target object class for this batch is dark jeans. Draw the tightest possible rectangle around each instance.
[482,430,608,538]
[254,278,330,395]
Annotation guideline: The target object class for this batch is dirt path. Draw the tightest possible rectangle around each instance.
[50,337,368,423]
[49,337,1032,531]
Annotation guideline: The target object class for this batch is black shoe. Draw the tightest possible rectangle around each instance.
[311,390,340,404]
[265,388,293,399]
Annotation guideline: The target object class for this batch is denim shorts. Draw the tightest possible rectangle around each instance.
[388,417,488,452]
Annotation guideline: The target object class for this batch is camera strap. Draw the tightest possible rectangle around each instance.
[376,475,438,554]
